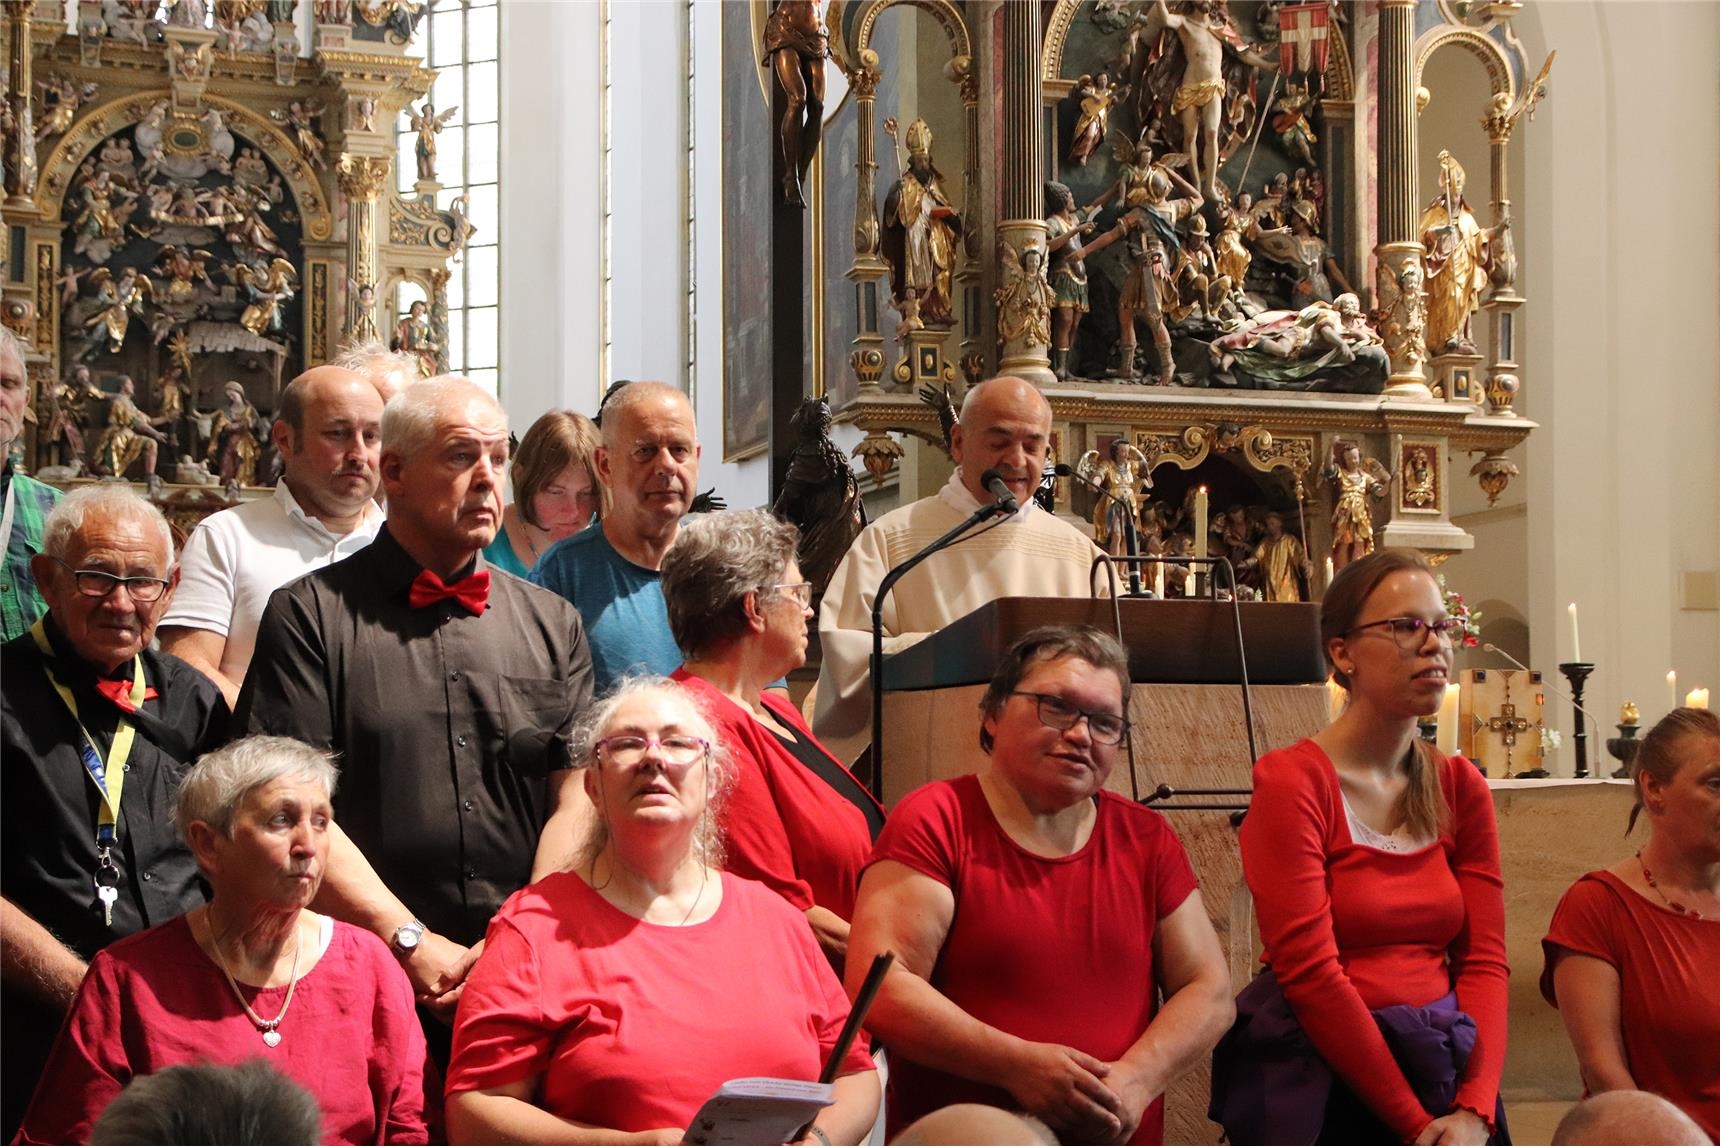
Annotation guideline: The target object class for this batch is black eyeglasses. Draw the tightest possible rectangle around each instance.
[1345,616,1466,649]
[51,558,171,603]
[1010,691,1128,745]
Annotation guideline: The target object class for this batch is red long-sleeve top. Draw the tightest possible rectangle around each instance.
[1240,740,1509,1141]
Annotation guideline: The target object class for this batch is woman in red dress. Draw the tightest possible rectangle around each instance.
[1542,706,1720,1138]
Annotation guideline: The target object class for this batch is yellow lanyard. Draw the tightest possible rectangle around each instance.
[30,619,143,842]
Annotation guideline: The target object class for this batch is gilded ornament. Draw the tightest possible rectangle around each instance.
[851,429,903,486]
[1468,453,1518,507]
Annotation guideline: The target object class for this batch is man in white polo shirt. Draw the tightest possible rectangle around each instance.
[159,365,384,706]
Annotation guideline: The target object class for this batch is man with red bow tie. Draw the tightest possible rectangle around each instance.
[1,485,231,1139]
[238,376,594,1059]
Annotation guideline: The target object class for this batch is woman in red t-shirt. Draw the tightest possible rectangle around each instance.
[847,625,1233,1145]
[1542,706,1720,1138]
[445,680,878,1146]
[1224,548,1509,1146]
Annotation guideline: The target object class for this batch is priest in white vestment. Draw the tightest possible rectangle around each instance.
[813,376,1106,765]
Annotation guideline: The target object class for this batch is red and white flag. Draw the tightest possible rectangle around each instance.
[1279,2,1331,77]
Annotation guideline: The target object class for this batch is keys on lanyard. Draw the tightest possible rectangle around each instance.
[94,849,121,928]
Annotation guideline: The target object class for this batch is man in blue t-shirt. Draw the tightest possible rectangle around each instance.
[532,381,699,692]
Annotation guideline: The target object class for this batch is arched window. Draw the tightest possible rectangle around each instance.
[400,0,500,392]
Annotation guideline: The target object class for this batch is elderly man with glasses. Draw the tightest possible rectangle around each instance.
[1,485,231,1141]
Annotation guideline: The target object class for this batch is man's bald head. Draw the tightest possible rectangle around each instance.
[1551,1091,1710,1146]
[332,339,420,404]
[893,1105,1057,1146]
[950,376,1051,508]
[276,365,372,438]
[273,365,384,517]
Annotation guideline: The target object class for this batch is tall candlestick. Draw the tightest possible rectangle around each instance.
[1688,687,1710,710]
[1154,561,1165,600]
[1567,603,1581,663]
[1436,683,1461,755]
[1667,670,1678,710]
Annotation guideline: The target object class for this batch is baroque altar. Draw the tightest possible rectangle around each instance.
[1,0,470,506]
[743,0,1551,587]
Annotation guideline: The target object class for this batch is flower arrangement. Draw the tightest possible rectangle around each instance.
[1539,727,1563,757]
[1436,575,1482,648]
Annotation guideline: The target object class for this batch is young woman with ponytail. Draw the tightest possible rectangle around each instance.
[1210,548,1510,1146]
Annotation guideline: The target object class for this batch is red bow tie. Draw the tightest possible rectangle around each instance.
[408,568,491,616]
[95,678,159,714]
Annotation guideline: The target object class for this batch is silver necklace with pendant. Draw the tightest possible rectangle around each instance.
[209,916,303,1048]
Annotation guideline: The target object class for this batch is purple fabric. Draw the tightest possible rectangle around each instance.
[1209,969,1510,1146]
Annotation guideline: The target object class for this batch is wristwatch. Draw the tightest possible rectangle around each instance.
[390,919,425,959]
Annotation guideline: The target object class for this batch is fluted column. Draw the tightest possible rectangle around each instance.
[1478,94,1523,416]
[4,1,37,205]
[996,0,1052,386]
[336,155,390,347]
[1373,0,1430,399]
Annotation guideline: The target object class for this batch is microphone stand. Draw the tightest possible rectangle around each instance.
[867,498,1015,796]
[1057,464,1145,596]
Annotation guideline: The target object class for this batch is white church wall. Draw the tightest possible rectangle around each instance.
[1519,1,1720,768]
[499,0,770,511]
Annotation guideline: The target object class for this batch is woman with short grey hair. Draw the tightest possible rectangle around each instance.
[659,509,883,964]
[16,735,431,1146]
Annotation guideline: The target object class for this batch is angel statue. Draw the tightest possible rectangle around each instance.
[1077,439,1151,557]
[94,376,167,479]
[154,245,215,303]
[1418,150,1495,354]
[1326,440,1390,570]
[34,76,100,145]
[270,100,328,169]
[235,258,298,336]
[1066,72,1121,168]
[995,244,1053,349]
[80,267,153,358]
[408,100,458,183]
[347,279,381,342]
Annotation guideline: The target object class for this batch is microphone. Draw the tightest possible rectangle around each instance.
[1055,463,1146,596]
[981,468,1019,514]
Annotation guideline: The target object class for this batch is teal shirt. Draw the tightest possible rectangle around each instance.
[1,467,61,644]
[531,524,681,694]
[481,524,532,579]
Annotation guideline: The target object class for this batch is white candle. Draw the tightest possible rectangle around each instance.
[1667,670,1678,710]
[1567,603,1580,663]
[1154,562,1166,600]
[1436,683,1461,755]
[1687,687,1710,710]
[1194,487,1209,560]
[1324,556,1334,589]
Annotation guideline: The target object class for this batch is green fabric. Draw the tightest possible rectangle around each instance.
[1,468,62,644]
[481,524,532,579]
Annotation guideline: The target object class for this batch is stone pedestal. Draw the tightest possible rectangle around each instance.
[891,326,957,389]
[1430,348,1485,405]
